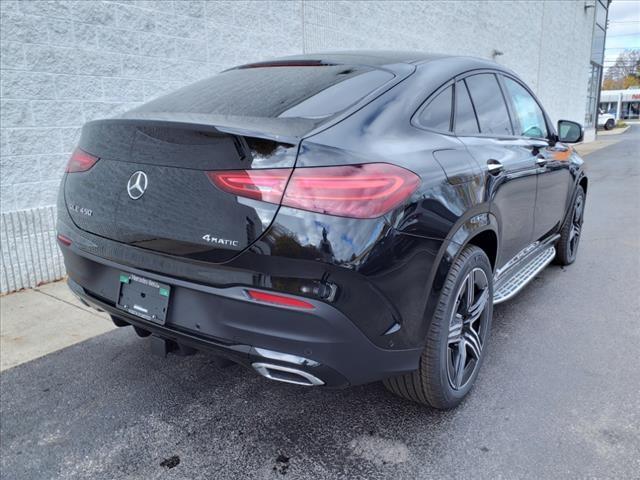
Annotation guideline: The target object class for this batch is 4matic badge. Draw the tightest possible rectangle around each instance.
[202,234,240,247]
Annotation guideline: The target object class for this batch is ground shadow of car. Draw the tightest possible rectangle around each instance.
[1,311,510,478]
[2,301,526,479]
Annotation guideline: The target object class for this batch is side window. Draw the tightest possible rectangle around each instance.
[503,77,548,139]
[418,85,452,132]
[464,74,513,136]
[454,80,480,135]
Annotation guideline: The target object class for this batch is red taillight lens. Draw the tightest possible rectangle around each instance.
[66,148,98,173]
[246,289,315,310]
[207,169,291,204]
[57,234,72,246]
[207,163,420,219]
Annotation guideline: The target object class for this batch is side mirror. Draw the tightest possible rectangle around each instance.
[557,120,584,143]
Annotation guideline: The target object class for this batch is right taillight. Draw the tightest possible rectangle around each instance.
[66,148,99,173]
[207,163,420,219]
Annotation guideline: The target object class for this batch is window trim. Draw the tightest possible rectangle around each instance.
[452,71,516,139]
[411,80,455,135]
[410,68,556,142]
[453,78,481,135]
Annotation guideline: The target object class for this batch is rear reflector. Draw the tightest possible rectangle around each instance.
[207,163,419,219]
[57,234,72,246]
[66,148,98,173]
[246,289,315,310]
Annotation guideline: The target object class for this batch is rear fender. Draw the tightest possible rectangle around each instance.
[559,161,588,231]
[437,211,499,295]
[402,211,498,348]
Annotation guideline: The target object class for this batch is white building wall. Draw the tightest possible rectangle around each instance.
[0,0,598,293]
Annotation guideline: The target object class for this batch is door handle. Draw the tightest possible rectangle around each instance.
[535,155,547,167]
[487,159,503,175]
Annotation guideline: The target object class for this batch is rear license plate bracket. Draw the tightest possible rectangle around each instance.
[116,273,170,325]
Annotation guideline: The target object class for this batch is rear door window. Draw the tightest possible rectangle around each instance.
[464,74,513,136]
[417,86,453,131]
[502,77,548,139]
[454,80,480,135]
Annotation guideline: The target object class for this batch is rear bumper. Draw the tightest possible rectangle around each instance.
[62,246,422,387]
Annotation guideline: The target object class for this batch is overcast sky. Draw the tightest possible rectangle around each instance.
[604,0,640,67]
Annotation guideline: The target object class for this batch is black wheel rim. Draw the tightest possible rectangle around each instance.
[447,268,490,390]
[569,194,584,259]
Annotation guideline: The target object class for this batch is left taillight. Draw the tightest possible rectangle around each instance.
[206,163,420,219]
[66,148,98,173]
[57,234,72,246]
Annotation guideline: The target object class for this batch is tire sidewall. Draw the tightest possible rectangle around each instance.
[562,187,585,264]
[435,247,493,405]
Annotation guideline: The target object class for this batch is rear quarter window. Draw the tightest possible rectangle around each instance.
[417,86,453,132]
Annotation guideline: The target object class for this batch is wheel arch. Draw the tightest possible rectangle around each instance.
[560,172,588,229]
[467,229,498,270]
[400,211,499,353]
[579,175,588,195]
[445,211,500,272]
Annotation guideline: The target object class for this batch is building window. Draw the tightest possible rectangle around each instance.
[585,63,602,127]
[585,0,609,128]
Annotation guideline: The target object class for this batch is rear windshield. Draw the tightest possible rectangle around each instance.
[132,65,394,120]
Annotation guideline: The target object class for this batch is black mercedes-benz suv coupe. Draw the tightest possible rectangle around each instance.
[57,51,587,408]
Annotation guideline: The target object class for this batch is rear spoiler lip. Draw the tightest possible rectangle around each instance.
[91,113,309,145]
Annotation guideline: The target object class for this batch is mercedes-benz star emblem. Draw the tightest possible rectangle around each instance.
[127,171,148,200]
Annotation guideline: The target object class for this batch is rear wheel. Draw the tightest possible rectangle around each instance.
[383,245,493,409]
[604,119,615,130]
[555,186,585,266]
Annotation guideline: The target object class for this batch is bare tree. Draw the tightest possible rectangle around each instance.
[603,50,640,89]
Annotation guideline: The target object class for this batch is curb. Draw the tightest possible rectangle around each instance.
[598,125,630,136]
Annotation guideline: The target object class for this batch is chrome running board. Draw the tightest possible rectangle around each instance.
[493,240,557,304]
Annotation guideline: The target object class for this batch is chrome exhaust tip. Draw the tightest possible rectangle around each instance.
[252,362,324,386]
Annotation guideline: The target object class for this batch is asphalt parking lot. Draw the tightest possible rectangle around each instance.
[1,127,639,480]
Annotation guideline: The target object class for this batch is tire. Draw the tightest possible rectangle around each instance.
[555,186,585,266]
[604,119,615,130]
[383,245,493,409]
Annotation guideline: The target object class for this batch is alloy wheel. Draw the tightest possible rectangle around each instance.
[447,268,490,390]
[569,194,584,258]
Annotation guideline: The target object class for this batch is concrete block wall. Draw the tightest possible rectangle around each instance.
[0,0,597,293]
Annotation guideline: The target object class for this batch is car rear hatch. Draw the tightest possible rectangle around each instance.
[65,119,303,263]
[63,61,400,263]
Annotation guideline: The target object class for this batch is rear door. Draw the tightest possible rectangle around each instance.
[455,73,538,267]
